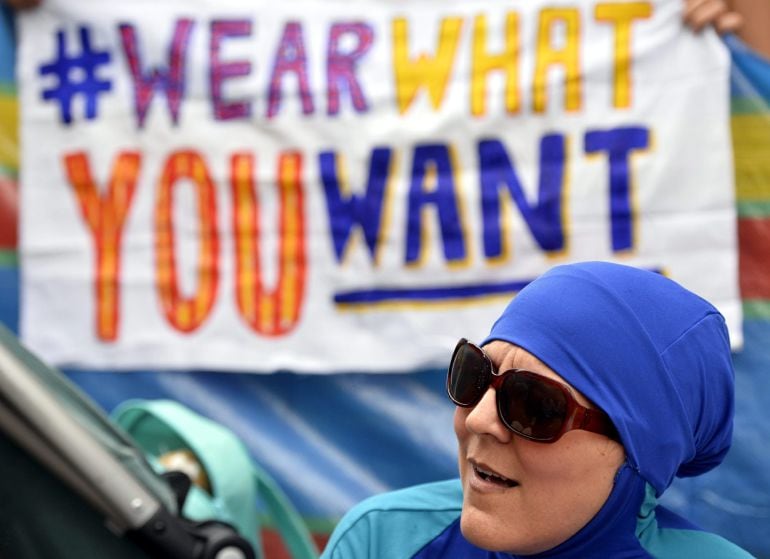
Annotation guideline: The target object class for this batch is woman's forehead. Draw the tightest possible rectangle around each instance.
[482,340,554,377]
[481,340,592,407]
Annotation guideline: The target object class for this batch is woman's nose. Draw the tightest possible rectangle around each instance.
[465,387,513,443]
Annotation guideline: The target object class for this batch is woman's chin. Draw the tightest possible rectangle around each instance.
[459,504,544,556]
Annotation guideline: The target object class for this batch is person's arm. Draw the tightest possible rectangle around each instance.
[683,0,770,59]
[729,0,770,58]
[683,0,743,33]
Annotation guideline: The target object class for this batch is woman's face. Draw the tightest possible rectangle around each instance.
[454,340,625,555]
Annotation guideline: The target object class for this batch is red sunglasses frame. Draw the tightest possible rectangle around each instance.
[447,338,617,443]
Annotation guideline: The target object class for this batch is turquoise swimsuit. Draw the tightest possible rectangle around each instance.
[323,467,752,558]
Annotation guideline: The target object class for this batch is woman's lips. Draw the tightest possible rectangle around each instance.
[468,459,520,492]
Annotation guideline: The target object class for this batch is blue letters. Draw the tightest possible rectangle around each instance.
[584,127,650,252]
[319,148,393,263]
[405,144,467,265]
[478,135,566,259]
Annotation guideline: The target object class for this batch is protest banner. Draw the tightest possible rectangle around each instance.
[18,0,741,371]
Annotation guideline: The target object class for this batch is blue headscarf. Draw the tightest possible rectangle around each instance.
[482,261,735,495]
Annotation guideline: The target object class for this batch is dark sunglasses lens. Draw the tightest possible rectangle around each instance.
[500,374,568,441]
[448,343,490,406]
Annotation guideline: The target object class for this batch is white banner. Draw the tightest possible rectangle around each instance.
[19,0,741,372]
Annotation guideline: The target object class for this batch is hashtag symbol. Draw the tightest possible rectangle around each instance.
[39,27,112,125]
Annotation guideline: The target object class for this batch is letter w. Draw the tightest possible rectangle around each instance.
[119,20,194,128]
[319,148,393,264]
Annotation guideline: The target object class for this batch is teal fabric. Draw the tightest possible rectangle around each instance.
[112,399,319,559]
[112,399,261,551]
[323,479,755,558]
[321,479,462,559]
[636,484,755,559]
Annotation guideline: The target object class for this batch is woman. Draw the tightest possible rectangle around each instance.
[321,262,752,557]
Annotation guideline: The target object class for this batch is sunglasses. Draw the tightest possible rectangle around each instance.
[447,338,617,443]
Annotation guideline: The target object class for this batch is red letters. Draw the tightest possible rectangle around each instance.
[231,152,307,336]
[155,151,220,333]
[64,151,141,341]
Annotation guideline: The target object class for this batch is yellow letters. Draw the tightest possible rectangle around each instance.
[595,2,652,109]
[471,13,520,117]
[393,16,463,113]
[533,8,581,113]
